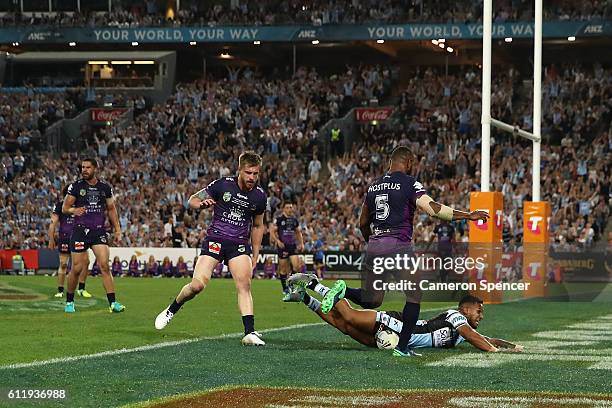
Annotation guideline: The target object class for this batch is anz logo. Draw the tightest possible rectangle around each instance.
[297,30,316,38]
[583,25,603,33]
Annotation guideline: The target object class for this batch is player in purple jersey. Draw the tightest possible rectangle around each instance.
[425,221,457,283]
[48,185,91,298]
[62,158,125,314]
[305,146,489,357]
[270,201,305,299]
[155,152,267,346]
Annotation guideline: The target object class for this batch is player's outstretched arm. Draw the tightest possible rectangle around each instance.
[457,324,498,352]
[484,336,524,352]
[416,194,489,223]
[189,188,215,209]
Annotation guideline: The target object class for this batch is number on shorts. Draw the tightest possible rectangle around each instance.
[375,194,390,220]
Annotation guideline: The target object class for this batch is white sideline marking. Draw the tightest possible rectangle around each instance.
[0,306,450,371]
[0,323,324,371]
[449,396,612,407]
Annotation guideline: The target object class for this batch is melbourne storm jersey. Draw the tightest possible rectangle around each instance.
[378,309,467,349]
[276,215,299,246]
[66,179,113,230]
[205,177,267,244]
[364,171,427,243]
[52,201,74,238]
[434,223,455,251]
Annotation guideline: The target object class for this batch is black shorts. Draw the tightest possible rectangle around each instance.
[58,235,71,254]
[278,244,297,260]
[201,238,251,263]
[70,226,109,253]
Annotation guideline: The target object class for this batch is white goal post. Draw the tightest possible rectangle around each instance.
[481,0,543,202]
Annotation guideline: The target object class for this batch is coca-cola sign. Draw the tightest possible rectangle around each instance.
[355,107,394,122]
[91,108,127,123]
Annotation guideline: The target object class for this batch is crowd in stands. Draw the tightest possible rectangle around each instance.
[0,91,81,154]
[0,63,392,251]
[0,62,609,259]
[1,0,609,27]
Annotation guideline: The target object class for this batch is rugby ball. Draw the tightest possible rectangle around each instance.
[375,328,399,350]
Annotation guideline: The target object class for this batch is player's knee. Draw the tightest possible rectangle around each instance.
[235,279,251,293]
[189,279,205,293]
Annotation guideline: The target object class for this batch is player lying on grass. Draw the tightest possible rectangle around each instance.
[287,274,524,352]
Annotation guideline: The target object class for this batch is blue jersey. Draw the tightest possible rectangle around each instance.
[204,176,267,244]
[66,179,113,230]
[378,309,467,349]
[276,215,299,246]
[364,171,427,243]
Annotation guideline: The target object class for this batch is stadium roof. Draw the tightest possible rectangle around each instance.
[10,51,174,62]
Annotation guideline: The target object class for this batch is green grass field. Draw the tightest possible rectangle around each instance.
[1,276,611,408]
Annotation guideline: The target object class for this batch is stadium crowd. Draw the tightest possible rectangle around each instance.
[1,0,609,27]
[0,63,609,257]
[0,91,81,154]
[0,64,392,251]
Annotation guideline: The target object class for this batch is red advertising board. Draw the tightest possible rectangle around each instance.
[355,107,394,122]
[91,108,127,123]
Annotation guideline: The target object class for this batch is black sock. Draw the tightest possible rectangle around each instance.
[242,315,255,335]
[58,286,64,293]
[106,292,116,306]
[280,276,287,291]
[67,292,74,302]
[397,302,420,352]
[344,287,364,305]
[168,299,183,314]
[302,293,312,305]
[78,282,85,291]
[306,279,318,291]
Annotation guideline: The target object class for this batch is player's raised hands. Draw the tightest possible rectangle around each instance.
[200,199,216,209]
[468,210,490,222]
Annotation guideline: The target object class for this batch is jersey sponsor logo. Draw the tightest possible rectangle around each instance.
[368,182,401,192]
[208,241,221,255]
[236,193,248,200]
[413,180,426,193]
[432,327,452,347]
[450,315,466,326]
[223,192,231,202]
[74,241,85,250]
